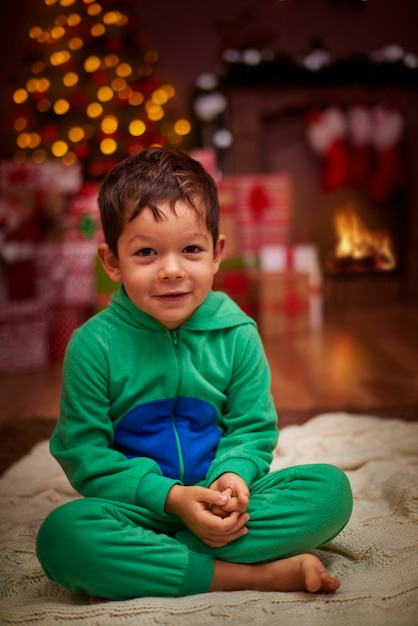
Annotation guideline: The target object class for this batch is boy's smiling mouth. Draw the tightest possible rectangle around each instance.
[154,291,190,301]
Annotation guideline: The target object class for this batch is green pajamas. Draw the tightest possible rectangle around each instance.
[37,463,352,600]
[36,289,353,600]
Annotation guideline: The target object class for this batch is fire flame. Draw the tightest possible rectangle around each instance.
[332,204,396,271]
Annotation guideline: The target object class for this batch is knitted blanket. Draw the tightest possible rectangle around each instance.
[1,413,417,626]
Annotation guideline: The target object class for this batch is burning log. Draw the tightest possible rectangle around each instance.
[326,204,396,274]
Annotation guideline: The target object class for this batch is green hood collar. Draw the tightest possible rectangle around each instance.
[109,285,255,333]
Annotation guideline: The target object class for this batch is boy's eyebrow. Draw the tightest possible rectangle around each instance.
[127,232,210,246]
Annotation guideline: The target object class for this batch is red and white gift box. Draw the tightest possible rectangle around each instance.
[216,174,291,263]
[259,244,323,335]
[35,240,97,306]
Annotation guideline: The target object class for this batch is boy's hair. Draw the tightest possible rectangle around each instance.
[98,147,220,257]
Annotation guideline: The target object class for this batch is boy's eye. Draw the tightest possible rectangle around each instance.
[136,248,156,257]
[184,245,203,254]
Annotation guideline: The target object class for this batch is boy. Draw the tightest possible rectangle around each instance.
[37,148,353,601]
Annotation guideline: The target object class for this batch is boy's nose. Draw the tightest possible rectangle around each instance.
[159,255,185,280]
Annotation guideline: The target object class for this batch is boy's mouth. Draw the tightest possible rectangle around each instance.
[155,291,190,301]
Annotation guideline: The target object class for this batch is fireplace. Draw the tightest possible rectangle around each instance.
[219,83,418,312]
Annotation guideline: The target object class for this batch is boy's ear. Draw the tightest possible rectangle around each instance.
[213,234,226,274]
[97,243,122,283]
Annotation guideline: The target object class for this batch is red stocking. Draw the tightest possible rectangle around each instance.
[306,107,350,192]
[368,105,406,203]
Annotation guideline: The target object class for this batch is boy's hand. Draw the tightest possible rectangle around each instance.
[165,484,249,548]
[209,473,250,518]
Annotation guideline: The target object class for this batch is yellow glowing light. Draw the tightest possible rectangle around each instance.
[129,120,146,136]
[67,13,81,26]
[101,115,118,134]
[31,61,45,74]
[29,26,42,39]
[45,0,58,5]
[69,37,83,50]
[29,133,42,149]
[111,77,127,92]
[97,86,113,102]
[17,133,30,149]
[174,119,191,136]
[152,89,168,105]
[168,133,182,146]
[103,11,123,25]
[68,126,85,142]
[161,84,175,99]
[104,54,119,68]
[87,102,103,118]
[63,71,78,87]
[116,63,132,78]
[55,14,67,26]
[88,3,102,16]
[52,140,68,157]
[100,138,117,155]
[118,87,132,100]
[53,99,70,115]
[63,152,77,165]
[84,55,101,72]
[14,117,27,132]
[128,91,144,106]
[33,149,47,163]
[37,99,51,112]
[51,26,65,39]
[13,89,28,104]
[37,78,51,92]
[26,78,38,93]
[60,0,76,6]
[144,50,159,64]
[91,23,105,37]
[50,50,71,66]
[147,105,164,122]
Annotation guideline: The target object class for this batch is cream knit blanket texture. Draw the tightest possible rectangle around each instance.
[1,413,417,626]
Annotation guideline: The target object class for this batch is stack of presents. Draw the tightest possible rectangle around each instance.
[0,157,323,375]
[0,160,100,374]
[214,173,323,336]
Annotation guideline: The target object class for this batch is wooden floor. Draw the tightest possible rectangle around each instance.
[0,303,417,426]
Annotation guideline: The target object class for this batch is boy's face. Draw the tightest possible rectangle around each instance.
[99,201,225,329]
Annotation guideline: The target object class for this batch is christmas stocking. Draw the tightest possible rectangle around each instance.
[306,107,350,192]
[347,105,373,188]
[368,105,406,203]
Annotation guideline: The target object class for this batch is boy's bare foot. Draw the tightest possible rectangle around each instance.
[211,553,340,594]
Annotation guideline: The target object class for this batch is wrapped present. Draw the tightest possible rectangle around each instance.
[35,241,97,306]
[260,244,323,330]
[213,259,257,319]
[234,174,291,260]
[63,182,101,241]
[217,177,240,260]
[0,299,48,373]
[0,160,82,193]
[258,271,310,338]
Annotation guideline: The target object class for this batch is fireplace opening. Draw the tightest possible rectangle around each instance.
[326,203,397,274]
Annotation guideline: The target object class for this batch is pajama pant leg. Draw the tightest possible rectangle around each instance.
[36,497,214,600]
[177,464,353,563]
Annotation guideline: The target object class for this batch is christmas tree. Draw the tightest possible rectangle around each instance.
[6,0,191,179]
